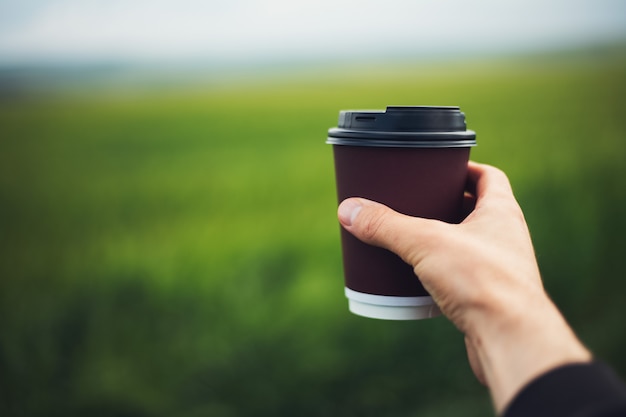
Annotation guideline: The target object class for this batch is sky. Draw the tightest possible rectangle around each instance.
[0,0,626,65]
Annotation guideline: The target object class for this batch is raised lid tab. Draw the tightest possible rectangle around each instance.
[328,105,476,148]
[338,106,466,132]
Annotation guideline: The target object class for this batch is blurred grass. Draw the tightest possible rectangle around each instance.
[1,49,626,416]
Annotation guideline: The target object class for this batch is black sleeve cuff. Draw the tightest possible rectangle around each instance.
[503,361,626,417]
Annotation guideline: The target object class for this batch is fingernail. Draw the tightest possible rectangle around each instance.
[338,199,362,227]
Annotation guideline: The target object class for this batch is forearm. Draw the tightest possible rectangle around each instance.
[467,292,592,414]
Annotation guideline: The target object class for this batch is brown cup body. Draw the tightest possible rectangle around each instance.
[332,144,471,297]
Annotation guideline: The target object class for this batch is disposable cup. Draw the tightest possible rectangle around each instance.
[327,106,476,320]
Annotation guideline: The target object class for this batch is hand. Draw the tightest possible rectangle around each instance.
[337,161,591,413]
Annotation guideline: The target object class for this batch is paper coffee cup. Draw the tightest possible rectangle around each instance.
[327,106,477,320]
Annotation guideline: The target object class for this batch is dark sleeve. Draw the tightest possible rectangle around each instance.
[503,362,626,417]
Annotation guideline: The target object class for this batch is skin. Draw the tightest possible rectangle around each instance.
[337,161,591,414]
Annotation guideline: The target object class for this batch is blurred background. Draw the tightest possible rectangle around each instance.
[1,1,626,416]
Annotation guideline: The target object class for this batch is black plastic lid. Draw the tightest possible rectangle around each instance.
[327,106,476,148]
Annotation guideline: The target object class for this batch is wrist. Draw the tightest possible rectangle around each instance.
[466,290,592,413]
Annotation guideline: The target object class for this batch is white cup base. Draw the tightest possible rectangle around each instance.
[345,288,441,320]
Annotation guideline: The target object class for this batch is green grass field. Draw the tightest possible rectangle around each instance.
[1,50,626,416]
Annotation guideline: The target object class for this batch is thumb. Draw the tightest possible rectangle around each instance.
[337,198,441,267]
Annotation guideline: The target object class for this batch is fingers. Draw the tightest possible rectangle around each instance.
[462,192,478,220]
[337,198,442,266]
[467,161,514,200]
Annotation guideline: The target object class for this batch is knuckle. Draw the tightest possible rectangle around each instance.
[485,164,509,183]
